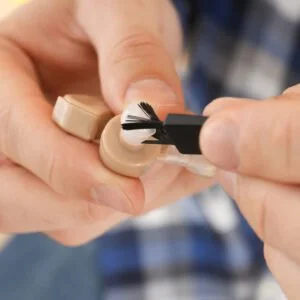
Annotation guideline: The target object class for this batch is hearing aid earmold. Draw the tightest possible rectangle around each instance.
[52,94,162,178]
[100,115,162,177]
[52,94,216,178]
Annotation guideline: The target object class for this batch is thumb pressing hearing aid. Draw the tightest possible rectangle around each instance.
[52,94,216,178]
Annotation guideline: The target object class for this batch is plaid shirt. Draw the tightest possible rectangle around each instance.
[97,0,298,299]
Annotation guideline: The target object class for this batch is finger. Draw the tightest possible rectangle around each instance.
[282,84,300,96]
[142,164,216,210]
[219,170,300,265]
[0,162,118,232]
[77,0,184,116]
[201,97,300,183]
[203,97,255,116]
[48,165,214,246]
[203,91,297,117]
[0,37,144,214]
[203,91,298,117]
[264,244,298,300]
[46,163,184,246]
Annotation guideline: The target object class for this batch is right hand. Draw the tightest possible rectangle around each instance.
[0,0,214,245]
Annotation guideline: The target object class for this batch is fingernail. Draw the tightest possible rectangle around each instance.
[124,79,179,108]
[201,116,239,170]
[203,98,253,116]
[202,99,224,116]
[203,98,232,116]
[90,186,134,214]
[217,170,237,196]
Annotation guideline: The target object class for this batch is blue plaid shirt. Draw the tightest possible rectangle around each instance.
[95,0,298,299]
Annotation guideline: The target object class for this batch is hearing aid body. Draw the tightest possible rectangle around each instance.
[52,94,215,178]
[52,94,113,142]
[52,94,162,178]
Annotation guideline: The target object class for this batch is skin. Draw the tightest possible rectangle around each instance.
[201,88,300,299]
[1,0,298,297]
[0,0,213,244]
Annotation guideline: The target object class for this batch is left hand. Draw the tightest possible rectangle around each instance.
[0,0,214,245]
[200,85,300,299]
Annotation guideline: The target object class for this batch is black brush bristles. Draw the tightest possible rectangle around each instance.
[121,121,162,130]
[121,101,174,145]
[138,102,160,122]
[121,102,163,131]
[151,132,173,144]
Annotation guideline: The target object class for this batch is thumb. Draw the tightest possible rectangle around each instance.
[200,96,300,183]
[77,0,184,115]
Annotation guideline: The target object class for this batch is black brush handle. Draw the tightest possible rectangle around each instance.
[164,114,208,154]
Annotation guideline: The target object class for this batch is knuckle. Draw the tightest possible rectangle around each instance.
[82,204,100,223]
[271,112,296,177]
[42,139,83,196]
[42,145,70,193]
[80,202,108,224]
[110,31,162,65]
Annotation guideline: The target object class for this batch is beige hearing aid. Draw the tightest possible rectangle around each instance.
[52,94,162,178]
[52,94,113,142]
[53,94,215,178]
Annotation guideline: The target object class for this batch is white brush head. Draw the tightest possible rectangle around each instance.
[120,102,156,147]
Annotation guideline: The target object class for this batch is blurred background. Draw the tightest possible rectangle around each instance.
[0,0,26,18]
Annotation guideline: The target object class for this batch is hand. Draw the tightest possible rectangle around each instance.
[0,0,214,245]
[200,86,300,299]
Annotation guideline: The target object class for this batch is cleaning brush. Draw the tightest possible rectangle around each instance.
[121,102,208,154]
